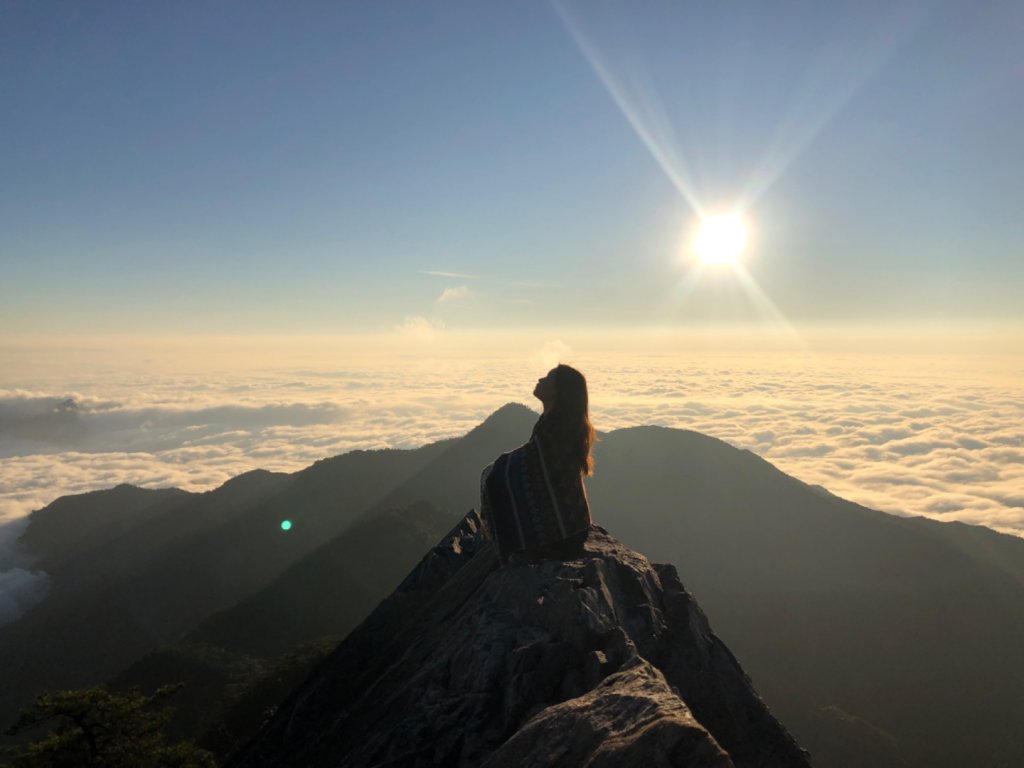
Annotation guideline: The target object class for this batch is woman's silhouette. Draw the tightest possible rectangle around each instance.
[481,364,595,564]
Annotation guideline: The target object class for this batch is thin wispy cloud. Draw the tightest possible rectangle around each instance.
[419,270,479,280]
[418,270,550,290]
[436,286,472,304]
[502,280,553,289]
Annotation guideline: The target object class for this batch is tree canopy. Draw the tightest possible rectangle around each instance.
[3,685,216,768]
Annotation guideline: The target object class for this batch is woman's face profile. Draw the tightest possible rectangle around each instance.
[533,368,557,406]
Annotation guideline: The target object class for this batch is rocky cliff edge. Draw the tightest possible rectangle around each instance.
[229,511,812,768]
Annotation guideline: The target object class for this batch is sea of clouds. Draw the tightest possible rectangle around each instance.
[1,345,1022,625]
[2,351,1021,533]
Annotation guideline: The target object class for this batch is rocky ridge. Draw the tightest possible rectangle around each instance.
[230,512,811,767]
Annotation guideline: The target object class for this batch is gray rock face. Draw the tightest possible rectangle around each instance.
[230,513,811,768]
[484,658,732,768]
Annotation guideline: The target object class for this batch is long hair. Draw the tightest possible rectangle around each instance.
[533,363,596,476]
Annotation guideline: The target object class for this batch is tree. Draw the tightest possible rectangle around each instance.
[3,685,217,768]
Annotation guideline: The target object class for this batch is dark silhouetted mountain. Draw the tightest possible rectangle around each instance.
[586,425,1024,768]
[363,402,539,517]
[186,500,460,657]
[109,502,463,756]
[6,404,1024,768]
[221,413,1024,767]
[229,513,811,768]
[20,470,293,591]
[19,483,194,572]
[0,442,450,728]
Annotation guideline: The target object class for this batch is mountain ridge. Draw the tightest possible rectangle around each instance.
[6,404,1024,767]
[0,441,451,727]
[229,512,811,768]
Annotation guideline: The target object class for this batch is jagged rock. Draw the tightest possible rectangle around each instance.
[484,658,732,767]
[230,512,811,768]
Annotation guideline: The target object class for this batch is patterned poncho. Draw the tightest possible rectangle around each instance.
[480,426,591,560]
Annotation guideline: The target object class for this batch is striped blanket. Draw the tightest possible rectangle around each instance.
[480,431,591,561]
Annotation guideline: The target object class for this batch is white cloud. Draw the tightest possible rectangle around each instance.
[0,393,351,456]
[0,567,49,627]
[531,340,573,371]
[0,517,50,626]
[419,270,478,279]
[392,316,445,339]
[436,286,471,304]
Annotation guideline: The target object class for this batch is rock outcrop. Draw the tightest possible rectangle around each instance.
[230,512,811,768]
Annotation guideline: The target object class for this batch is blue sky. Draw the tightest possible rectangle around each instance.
[2,1,1022,335]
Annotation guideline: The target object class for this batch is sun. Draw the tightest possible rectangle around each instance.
[692,214,750,265]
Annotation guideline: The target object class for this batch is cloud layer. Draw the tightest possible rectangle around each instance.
[0,517,50,626]
[2,352,1022,541]
[588,356,1024,535]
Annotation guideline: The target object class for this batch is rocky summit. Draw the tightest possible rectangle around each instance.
[230,512,812,768]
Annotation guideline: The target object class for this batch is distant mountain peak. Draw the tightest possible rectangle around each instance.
[480,401,539,428]
[111,482,143,492]
[229,513,810,767]
[209,468,285,492]
[434,402,538,454]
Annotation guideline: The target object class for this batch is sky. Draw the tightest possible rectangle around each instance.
[2,1,1023,334]
[1,1,1023,615]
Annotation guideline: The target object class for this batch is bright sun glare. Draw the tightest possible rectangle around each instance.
[692,214,750,265]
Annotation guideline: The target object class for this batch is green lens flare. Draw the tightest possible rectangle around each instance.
[280,520,292,531]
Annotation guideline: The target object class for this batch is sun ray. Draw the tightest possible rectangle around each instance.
[554,2,705,216]
[735,3,931,208]
[553,0,923,349]
[730,266,806,348]
[555,1,930,214]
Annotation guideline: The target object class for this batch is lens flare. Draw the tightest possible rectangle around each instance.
[280,520,293,531]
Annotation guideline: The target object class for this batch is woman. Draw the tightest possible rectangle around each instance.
[481,364,595,564]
